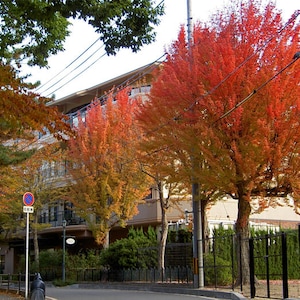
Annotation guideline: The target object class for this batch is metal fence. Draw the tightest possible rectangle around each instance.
[0,273,32,295]
[243,228,300,299]
[74,266,193,283]
[9,226,299,299]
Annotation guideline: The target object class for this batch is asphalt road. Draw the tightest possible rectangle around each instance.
[46,286,209,300]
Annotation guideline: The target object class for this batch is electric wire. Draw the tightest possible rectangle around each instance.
[18,3,298,177]
[67,52,167,120]
[213,55,300,123]
[17,53,167,153]
[44,48,106,97]
[142,9,300,136]
[37,0,165,97]
[41,44,105,95]
[35,38,101,92]
[180,9,300,120]
[64,10,299,173]
[38,51,299,185]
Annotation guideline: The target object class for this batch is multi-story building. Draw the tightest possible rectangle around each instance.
[2,63,299,274]
[3,63,186,273]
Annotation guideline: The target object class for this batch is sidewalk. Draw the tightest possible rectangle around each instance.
[0,291,24,300]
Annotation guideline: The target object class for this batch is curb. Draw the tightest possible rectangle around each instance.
[72,283,247,300]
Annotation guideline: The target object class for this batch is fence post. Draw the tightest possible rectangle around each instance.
[249,237,256,298]
[213,235,217,288]
[298,224,300,259]
[265,234,270,298]
[238,234,243,292]
[231,234,235,290]
[298,224,300,272]
[18,273,21,293]
[281,232,288,299]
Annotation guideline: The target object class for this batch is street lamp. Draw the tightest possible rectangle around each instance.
[62,219,67,282]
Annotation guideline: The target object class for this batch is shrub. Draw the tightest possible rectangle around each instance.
[204,253,232,286]
[100,227,158,269]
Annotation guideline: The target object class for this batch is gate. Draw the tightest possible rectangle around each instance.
[249,232,288,299]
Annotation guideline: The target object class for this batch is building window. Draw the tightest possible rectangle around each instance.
[145,188,152,200]
[144,187,158,200]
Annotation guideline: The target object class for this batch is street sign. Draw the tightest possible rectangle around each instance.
[23,192,35,206]
[22,192,34,299]
[23,206,34,213]
[66,237,76,245]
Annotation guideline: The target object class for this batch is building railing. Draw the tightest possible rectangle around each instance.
[38,211,87,228]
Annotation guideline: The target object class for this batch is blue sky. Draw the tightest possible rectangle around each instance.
[23,0,299,100]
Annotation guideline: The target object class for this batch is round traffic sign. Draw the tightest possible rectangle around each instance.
[23,192,35,206]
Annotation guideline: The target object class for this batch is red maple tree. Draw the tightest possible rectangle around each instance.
[137,0,300,283]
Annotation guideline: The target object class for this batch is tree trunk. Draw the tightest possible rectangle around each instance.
[103,231,110,249]
[235,190,252,285]
[158,182,168,279]
[159,206,168,273]
[201,198,210,254]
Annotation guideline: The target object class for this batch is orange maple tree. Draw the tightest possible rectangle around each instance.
[137,0,300,283]
[0,63,73,214]
[67,89,150,244]
[0,63,72,143]
[0,143,66,241]
[16,143,67,270]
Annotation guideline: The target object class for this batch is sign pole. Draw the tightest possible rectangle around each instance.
[23,192,35,299]
[25,211,29,299]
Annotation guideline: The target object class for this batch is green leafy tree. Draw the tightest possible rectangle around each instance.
[0,0,163,173]
[0,0,164,66]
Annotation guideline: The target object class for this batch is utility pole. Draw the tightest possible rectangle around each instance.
[62,219,66,282]
[187,0,204,288]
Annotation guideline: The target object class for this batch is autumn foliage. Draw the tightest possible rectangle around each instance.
[67,89,150,244]
[0,63,72,143]
[137,0,300,283]
[0,143,66,237]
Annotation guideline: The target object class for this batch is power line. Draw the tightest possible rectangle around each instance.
[41,44,105,95]
[67,53,167,120]
[142,9,300,136]
[37,0,166,97]
[45,51,107,97]
[184,9,300,117]
[17,53,167,154]
[26,52,298,184]
[23,3,298,165]
[35,38,101,92]
[214,54,300,123]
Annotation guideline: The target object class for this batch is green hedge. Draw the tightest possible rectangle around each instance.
[212,227,300,280]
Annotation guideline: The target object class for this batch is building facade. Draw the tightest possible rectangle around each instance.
[3,63,299,274]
